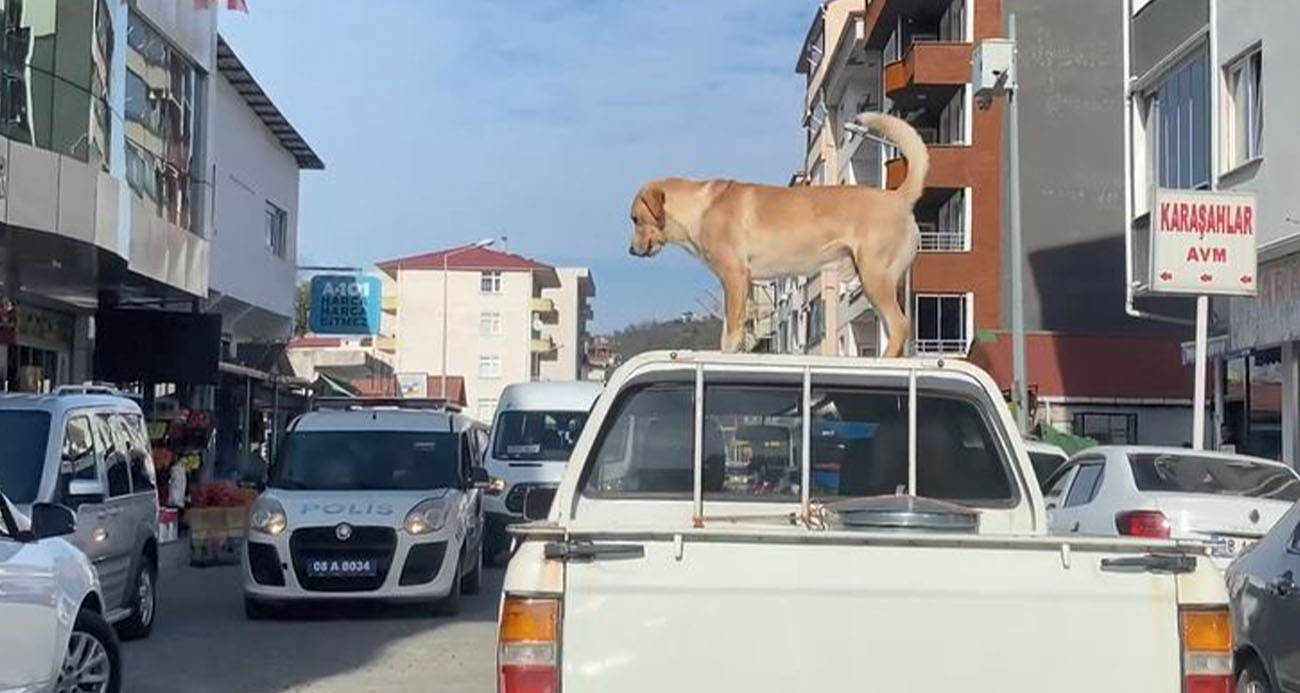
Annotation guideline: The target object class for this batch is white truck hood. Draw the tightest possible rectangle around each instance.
[263,488,453,528]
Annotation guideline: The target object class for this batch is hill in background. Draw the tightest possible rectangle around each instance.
[606,315,722,358]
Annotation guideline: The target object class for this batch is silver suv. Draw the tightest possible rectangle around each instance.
[0,384,161,640]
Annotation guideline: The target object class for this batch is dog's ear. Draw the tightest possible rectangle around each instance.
[642,185,666,228]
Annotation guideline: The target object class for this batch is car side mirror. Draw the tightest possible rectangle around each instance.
[522,486,558,521]
[67,478,107,501]
[29,503,76,540]
[470,467,492,490]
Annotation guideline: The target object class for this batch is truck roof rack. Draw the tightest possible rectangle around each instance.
[310,396,462,413]
[54,383,126,397]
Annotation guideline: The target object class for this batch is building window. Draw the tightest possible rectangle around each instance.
[480,271,502,294]
[937,88,967,145]
[1146,48,1211,190]
[265,202,287,259]
[1224,49,1262,171]
[1073,412,1138,445]
[914,294,969,354]
[920,189,969,252]
[938,0,968,43]
[477,398,498,422]
[479,355,502,379]
[479,311,502,336]
[807,296,826,346]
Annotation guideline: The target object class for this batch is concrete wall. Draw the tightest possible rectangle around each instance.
[209,73,301,329]
[393,269,533,412]
[539,268,589,382]
[1039,401,1193,447]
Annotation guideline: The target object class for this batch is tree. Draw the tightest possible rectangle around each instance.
[294,283,310,336]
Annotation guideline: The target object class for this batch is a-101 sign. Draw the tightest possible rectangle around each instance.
[309,274,382,335]
[1147,188,1258,297]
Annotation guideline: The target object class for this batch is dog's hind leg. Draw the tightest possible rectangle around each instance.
[719,268,751,352]
[855,261,909,359]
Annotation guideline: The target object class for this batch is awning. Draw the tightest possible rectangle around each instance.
[218,361,313,388]
[1179,335,1232,366]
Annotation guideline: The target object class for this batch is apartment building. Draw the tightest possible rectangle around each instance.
[0,0,317,391]
[1127,0,1300,461]
[376,246,594,420]
[778,0,1198,445]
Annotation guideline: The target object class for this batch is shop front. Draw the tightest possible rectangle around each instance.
[1227,246,1300,466]
[0,299,80,393]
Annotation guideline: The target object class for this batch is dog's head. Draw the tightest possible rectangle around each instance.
[628,184,667,258]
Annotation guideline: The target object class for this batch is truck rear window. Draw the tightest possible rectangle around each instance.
[581,383,1015,506]
[1128,453,1300,501]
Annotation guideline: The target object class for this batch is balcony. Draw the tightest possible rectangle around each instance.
[530,335,556,353]
[915,188,969,253]
[381,295,398,313]
[884,42,972,95]
[530,297,554,313]
[375,335,396,353]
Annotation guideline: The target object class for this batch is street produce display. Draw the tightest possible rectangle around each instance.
[186,482,258,567]
[150,407,214,508]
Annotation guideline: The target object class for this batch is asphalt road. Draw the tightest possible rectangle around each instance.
[121,542,501,692]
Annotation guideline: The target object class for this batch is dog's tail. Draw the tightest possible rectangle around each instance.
[854,112,929,207]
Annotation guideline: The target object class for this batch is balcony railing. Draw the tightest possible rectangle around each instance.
[530,297,554,313]
[914,338,968,355]
[919,230,966,252]
[381,295,398,313]
[530,335,556,353]
[375,335,397,352]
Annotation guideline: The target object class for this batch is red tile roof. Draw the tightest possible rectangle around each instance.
[967,332,1196,400]
[377,246,553,274]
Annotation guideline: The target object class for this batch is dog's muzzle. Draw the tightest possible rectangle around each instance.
[629,244,643,257]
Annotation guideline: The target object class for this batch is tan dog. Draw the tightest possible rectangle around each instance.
[628,112,928,357]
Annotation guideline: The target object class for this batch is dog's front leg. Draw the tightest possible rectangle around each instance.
[719,270,750,353]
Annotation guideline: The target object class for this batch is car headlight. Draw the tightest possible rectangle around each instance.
[249,498,288,536]
[404,498,451,535]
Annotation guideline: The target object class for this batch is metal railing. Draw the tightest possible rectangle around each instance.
[914,339,969,355]
[919,230,967,252]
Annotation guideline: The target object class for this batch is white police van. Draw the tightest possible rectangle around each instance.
[242,399,490,618]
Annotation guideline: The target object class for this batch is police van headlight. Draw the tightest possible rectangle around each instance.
[249,498,288,536]
[404,498,451,535]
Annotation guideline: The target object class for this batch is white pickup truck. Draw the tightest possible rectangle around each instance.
[498,351,1233,693]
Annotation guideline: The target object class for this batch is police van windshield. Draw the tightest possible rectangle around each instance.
[492,411,589,461]
[271,431,459,491]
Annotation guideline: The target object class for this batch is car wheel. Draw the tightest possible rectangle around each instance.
[57,609,121,693]
[116,559,156,640]
[462,543,484,596]
[244,596,273,621]
[438,556,463,617]
[1239,659,1273,693]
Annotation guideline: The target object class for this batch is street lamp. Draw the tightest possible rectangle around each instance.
[442,238,496,406]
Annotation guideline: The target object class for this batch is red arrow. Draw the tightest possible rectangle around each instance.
[1200,273,1214,283]
[1159,271,1173,281]
[1241,275,1254,284]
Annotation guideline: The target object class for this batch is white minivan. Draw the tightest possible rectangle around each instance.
[482,381,602,560]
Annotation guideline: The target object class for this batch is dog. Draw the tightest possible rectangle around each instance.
[628,112,928,358]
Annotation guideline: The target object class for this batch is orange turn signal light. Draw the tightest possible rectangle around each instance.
[501,597,559,643]
[1181,609,1232,653]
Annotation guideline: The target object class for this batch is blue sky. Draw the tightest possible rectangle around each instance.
[220,0,822,332]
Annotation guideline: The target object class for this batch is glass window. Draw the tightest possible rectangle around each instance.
[480,271,502,294]
[479,355,502,379]
[94,414,130,497]
[480,312,502,336]
[1043,465,1074,503]
[582,382,1015,506]
[0,410,53,504]
[477,398,498,422]
[265,202,288,258]
[915,294,968,354]
[271,431,460,491]
[1224,50,1262,170]
[59,415,98,500]
[1128,453,1300,501]
[1073,412,1137,444]
[1028,451,1067,488]
[492,410,591,462]
[1064,463,1104,508]
[1150,48,1211,190]
[119,414,155,492]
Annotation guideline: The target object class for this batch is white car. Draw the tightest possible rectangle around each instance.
[1024,438,1069,489]
[1043,445,1300,563]
[1,490,121,693]
[242,403,492,618]
[482,381,602,560]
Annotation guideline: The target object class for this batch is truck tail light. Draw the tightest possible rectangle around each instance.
[499,596,560,693]
[1116,510,1171,538]
[1181,607,1232,693]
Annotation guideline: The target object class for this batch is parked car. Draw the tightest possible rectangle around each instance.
[243,402,491,618]
[1,489,122,693]
[482,381,602,561]
[1025,438,1069,488]
[1227,498,1300,693]
[1042,446,1300,564]
[0,385,161,640]
[499,351,1233,692]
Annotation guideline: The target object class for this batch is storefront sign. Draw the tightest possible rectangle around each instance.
[309,275,382,335]
[397,372,427,398]
[1230,252,1300,351]
[1147,189,1257,296]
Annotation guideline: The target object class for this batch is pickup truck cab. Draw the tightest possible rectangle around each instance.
[499,351,1231,693]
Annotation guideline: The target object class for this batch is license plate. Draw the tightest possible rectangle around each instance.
[1209,536,1255,558]
[305,557,377,577]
